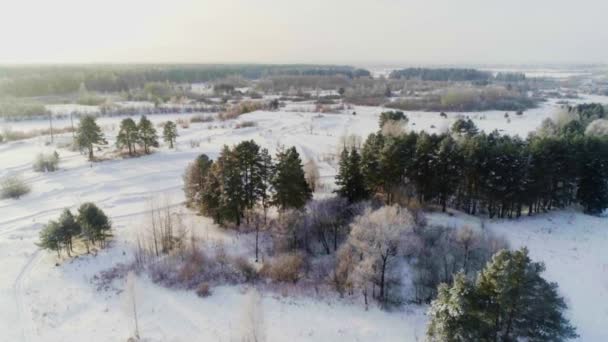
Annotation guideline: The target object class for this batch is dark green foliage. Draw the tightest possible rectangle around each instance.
[77,202,112,248]
[335,147,368,203]
[389,68,492,82]
[38,205,111,257]
[138,115,158,154]
[378,111,408,129]
[577,136,608,214]
[451,118,479,136]
[116,118,138,155]
[357,107,608,216]
[163,121,178,148]
[185,142,311,226]
[76,115,107,160]
[272,147,312,211]
[427,248,578,342]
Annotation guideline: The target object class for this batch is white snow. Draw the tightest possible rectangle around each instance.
[1,102,608,341]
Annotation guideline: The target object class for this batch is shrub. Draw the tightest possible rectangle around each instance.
[190,115,214,123]
[0,175,31,199]
[262,253,306,283]
[196,282,211,297]
[33,151,60,172]
[235,121,257,129]
[234,257,258,282]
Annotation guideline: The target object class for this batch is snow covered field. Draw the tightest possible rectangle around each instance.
[1,101,608,341]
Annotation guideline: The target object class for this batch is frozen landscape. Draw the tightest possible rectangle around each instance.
[2,93,608,341]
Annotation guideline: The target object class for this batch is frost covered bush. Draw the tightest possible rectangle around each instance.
[411,224,508,303]
[33,151,60,172]
[337,205,422,305]
[0,175,31,199]
[585,118,608,136]
[261,252,306,283]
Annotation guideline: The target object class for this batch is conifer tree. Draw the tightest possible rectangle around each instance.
[427,248,578,342]
[76,115,107,160]
[37,221,62,257]
[77,202,112,250]
[57,209,81,255]
[137,115,158,154]
[271,146,312,211]
[335,147,368,203]
[577,136,608,214]
[163,121,178,148]
[235,140,264,223]
[116,118,139,155]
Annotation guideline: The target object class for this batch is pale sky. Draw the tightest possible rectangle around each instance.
[0,0,606,65]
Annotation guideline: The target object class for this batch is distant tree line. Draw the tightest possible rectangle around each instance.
[0,64,370,97]
[184,141,312,226]
[389,68,525,82]
[335,106,608,216]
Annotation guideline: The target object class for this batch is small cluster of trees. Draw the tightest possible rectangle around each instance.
[116,116,178,155]
[76,115,178,160]
[38,203,111,256]
[184,141,311,226]
[427,248,577,342]
[335,108,608,216]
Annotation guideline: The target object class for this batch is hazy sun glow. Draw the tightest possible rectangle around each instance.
[0,0,607,65]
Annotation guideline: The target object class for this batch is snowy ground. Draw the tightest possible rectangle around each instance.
[1,100,608,341]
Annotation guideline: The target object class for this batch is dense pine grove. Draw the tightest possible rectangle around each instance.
[335,105,608,216]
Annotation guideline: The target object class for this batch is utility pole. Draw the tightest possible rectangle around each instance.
[49,111,54,143]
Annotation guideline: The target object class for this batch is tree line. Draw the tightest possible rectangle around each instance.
[184,141,312,226]
[335,106,608,216]
[75,115,178,160]
[38,203,112,256]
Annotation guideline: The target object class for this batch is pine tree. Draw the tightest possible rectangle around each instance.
[116,118,139,155]
[427,273,479,342]
[360,132,385,195]
[217,145,245,226]
[435,135,463,212]
[56,209,81,255]
[475,248,577,341]
[271,146,312,211]
[163,121,178,149]
[76,115,107,160]
[138,115,158,154]
[201,162,223,223]
[37,221,62,257]
[235,140,264,223]
[77,202,112,250]
[335,147,368,203]
[258,148,273,223]
[577,136,608,214]
[427,248,578,342]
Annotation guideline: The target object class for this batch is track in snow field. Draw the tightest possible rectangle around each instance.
[13,249,41,342]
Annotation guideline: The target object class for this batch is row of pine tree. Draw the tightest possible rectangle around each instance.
[335,106,608,216]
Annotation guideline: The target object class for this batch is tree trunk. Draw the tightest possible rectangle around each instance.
[380,255,388,302]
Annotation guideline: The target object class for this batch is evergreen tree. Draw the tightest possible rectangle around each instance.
[435,135,463,212]
[56,209,81,255]
[163,121,178,148]
[76,115,107,160]
[577,136,608,214]
[360,132,385,194]
[271,146,312,211]
[217,145,245,225]
[235,140,264,223]
[427,273,480,342]
[427,248,578,342]
[116,118,139,155]
[258,148,273,223]
[335,147,368,203]
[138,115,158,154]
[37,220,62,257]
[77,202,112,249]
[451,118,479,137]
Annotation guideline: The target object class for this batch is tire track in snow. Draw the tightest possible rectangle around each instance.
[13,249,41,342]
